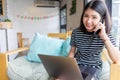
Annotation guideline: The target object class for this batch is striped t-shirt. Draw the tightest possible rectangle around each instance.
[70,27,116,69]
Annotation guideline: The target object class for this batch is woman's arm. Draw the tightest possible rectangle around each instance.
[68,46,76,58]
[103,36,120,64]
[97,22,120,64]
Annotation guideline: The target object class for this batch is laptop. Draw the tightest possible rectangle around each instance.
[38,54,83,80]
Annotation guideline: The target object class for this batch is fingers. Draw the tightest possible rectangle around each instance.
[93,22,105,32]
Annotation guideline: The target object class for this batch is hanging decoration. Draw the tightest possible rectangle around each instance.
[16,14,58,21]
[70,0,76,15]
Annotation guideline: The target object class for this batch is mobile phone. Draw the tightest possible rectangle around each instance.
[93,18,103,37]
[93,29,101,36]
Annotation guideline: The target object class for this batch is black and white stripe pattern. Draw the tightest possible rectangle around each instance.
[70,27,116,69]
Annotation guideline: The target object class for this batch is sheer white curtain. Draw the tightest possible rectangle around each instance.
[112,0,120,49]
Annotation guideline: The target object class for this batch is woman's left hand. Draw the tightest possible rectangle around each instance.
[94,22,109,41]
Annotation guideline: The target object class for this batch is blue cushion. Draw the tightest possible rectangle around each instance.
[26,32,65,62]
[61,37,71,56]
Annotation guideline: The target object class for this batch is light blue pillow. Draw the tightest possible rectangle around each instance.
[26,32,65,62]
[61,37,71,56]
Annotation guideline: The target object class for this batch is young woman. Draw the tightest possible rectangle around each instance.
[56,0,120,80]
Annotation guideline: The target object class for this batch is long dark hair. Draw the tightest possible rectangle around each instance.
[79,0,111,34]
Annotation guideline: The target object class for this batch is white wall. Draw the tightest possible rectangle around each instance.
[7,0,60,42]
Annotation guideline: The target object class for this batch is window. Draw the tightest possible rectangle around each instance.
[60,5,67,33]
[111,0,120,49]
[0,0,4,16]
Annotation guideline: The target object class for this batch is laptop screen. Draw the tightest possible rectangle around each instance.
[38,54,83,80]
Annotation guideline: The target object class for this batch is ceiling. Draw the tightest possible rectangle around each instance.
[40,0,62,2]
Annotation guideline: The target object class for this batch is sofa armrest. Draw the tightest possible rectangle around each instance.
[1,47,29,55]
[110,63,120,80]
[48,33,68,40]
[0,47,29,80]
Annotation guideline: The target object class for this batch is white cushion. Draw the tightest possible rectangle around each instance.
[100,61,110,80]
[7,56,49,80]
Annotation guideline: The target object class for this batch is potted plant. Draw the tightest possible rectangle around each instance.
[4,19,11,22]
[0,19,12,28]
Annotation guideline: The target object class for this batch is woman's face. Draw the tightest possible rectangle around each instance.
[83,8,101,32]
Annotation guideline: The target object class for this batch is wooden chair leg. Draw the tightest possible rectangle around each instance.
[110,64,120,80]
[0,54,9,80]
